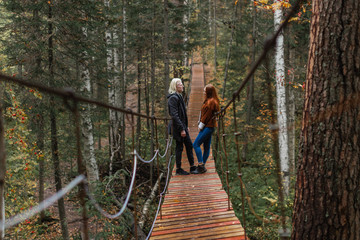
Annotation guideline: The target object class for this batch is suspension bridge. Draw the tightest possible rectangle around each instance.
[0,1,302,237]
[0,62,248,240]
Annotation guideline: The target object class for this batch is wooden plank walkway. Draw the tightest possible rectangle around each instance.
[151,64,245,240]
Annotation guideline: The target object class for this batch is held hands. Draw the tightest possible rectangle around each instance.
[198,122,205,131]
[181,130,186,137]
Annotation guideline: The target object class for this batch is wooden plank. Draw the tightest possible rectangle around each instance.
[162,198,228,208]
[153,216,240,232]
[151,224,245,240]
[154,211,238,227]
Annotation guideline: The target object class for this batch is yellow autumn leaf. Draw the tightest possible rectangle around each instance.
[289,17,299,22]
[274,2,283,10]
[283,2,291,8]
[259,0,268,4]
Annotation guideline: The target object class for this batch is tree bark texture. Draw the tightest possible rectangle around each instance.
[242,1,256,164]
[213,0,217,74]
[292,1,360,239]
[163,0,170,116]
[80,27,99,183]
[274,0,290,195]
[137,49,142,153]
[104,0,122,175]
[49,106,70,240]
[121,0,127,162]
[35,114,46,221]
[0,90,6,239]
[221,1,238,99]
[48,4,69,238]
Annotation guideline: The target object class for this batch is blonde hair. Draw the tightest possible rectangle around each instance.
[168,78,182,94]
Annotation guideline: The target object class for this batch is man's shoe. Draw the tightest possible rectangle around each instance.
[197,164,207,173]
[176,168,190,175]
[190,166,199,174]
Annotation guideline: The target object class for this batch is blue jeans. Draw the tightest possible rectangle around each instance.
[193,127,214,164]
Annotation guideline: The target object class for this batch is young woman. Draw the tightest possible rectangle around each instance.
[193,84,220,173]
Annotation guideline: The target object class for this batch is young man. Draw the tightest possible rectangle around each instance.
[167,78,197,175]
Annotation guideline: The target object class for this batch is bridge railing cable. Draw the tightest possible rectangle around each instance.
[145,154,174,240]
[0,175,85,231]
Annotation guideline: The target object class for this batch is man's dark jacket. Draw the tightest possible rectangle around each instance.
[167,93,188,141]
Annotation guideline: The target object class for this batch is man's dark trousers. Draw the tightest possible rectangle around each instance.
[175,133,194,169]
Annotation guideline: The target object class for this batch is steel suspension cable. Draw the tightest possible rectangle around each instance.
[135,150,159,163]
[0,73,170,121]
[84,153,138,219]
[135,136,173,163]
[158,137,173,158]
[0,175,86,230]
[145,155,174,240]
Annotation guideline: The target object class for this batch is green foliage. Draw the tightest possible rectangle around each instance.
[2,84,45,238]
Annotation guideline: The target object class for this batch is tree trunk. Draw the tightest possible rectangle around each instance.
[274,0,289,195]
[292,0,360,239]
[32,1,46,222]
[150,1,157,185]
[48,4,69,239]
[80,27,99,183]
[0,90,6,240]
[137,49,142,153]
[221,1,238,99]
[49,107,70,240]
[286,24,296,173]
[242,1,256,163]
[80,28,99,182]
[145,57,150,156]
[173,0,184,79]
[183,0,190,66]
[104,0,121,175]
[213,0,217,74]
[36,114,46,221]
[163,0,170,116]
[120,0,127,162]
[208,0,212,34]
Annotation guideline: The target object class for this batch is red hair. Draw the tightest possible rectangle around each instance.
[204,84,220,111]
